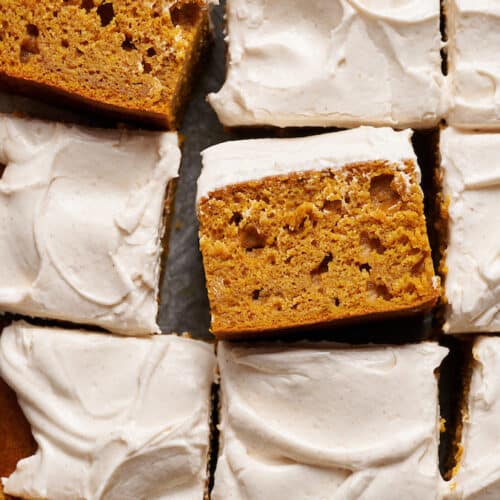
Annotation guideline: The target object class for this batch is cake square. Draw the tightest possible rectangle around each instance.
[439,128,500,334]
[445,0,500,129]
[0,0,210,129]
[0,321,216,500]
[197,127,439,338]
[214,340,448,499]
[446,336,500,499]
[0,114,180,335]
[208,0,445,129]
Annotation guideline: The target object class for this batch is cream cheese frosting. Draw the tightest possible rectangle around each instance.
[213,341,448,500]
[446,337,500,499]
[0,114,180,335]
[446,0,500,129]
[440,128,500,334]
[197,127,418,202]
[0,321,216,500]
[208,0,445,129]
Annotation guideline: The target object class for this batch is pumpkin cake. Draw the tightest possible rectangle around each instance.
[0,0,210,129]
[197,127,440,338]
[213,340,448,499]
[445,0,500,129]
[0,114,181,335]
[444,336,500,499]
[208,0,445,129]
[0,321,216,500]
[439,127,500,334]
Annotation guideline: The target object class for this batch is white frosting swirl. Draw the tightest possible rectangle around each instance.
[197,127,418,202]
[213,341,448,500]
[447,337,500,499]
[441,128,500,334]
[0,115,180,335]
[0,321,216,500]
[208,0,445,128]
[446,0,500,129]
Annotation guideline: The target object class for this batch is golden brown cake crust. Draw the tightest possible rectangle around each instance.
[0,0,209,129]
[199,161,440,338]
[0,376,36,500]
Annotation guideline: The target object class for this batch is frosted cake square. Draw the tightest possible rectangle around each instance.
[0,321,216,500]
[0,114,180,335]
[439,128,500,334]
[445,0,500,129]
[213,340,448,499]
[445,336,500,499]
[208,0,445,129]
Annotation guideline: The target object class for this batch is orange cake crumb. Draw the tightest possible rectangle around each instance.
[0,377,36,500]
[198,161,440,338]
[0,0,209,128]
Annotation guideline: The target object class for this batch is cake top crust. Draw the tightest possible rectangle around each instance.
[440,127,500,334]
[213,340,448,500]
[198,127,417,202]
[0,320,216,500]
[208,0,445,129]
[0,114,180,335]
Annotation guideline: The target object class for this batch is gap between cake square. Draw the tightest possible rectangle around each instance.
[445,0,500,129]
[439,127,500,334]
[443,336,500,499]
[0,0,210,129]
[0,114,180,335]
[197,127,440,339]
[208,0,445,129]
[213,340,449,499]
[0,321,216,500]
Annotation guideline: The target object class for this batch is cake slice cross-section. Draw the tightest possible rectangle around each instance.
[213,340,448,499]
[439,128,500,334]
[0,114,181,335]
[0,321,216,500]
[197,127,440,338]
[208,0,445,129]
[0,0,210,128]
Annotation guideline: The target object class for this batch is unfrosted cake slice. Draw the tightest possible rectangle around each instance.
[197,127,440,338]
[0,0,210,128]
[439,128,500,334]
[0,114,180,335]
[213,340,448,499]
[208,0,445,129]
[445,0,500,129]
[0,321,216,500]
[444,336,500,499]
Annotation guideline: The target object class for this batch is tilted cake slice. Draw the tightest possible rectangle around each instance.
[0,114,180,335]
[0,0,210,128]
[208,0,445,129]
[0,321,216,500]
[197,127,440,338]
[213,340,448,499]
[439,128,500,334]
